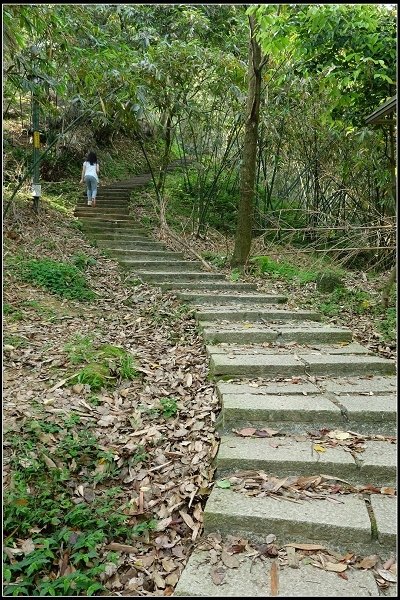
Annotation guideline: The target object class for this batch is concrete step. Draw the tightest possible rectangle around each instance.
[74,211,131,219]
[216,435,396,486]
[135,272,227,283]
[76,204,128,210]
[119,259,204,272]
[209,344,395,379]
[81,222,143,231]
[79,221,134,229]
[104,249,183,260]
[200,321,353,345]
[158,282,258,292]
[86,229,151,237]
[94,240,166,250]
[196,307,321,323]
[216,376,397,436]
[174,547,382,597]
[204,486,396,555]
[176,292,288,305]
[75,206,129,213]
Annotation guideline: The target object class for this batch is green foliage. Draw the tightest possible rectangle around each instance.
[251,256,344,286]
[3,418,157,596]
[3,334,28,348]
[160,397,178,418]
[10,258,95,301]
[72,252,97,271]
[3,303,23,321]
[230,269,241,282]
[201,251,228,268]
[71,363,110,391]
[318,287,373,316]
[64,334,96,364]
[377,307,396,342]
[64,336,139,390]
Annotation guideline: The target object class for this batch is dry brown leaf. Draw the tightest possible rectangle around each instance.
[179,510,195,531]
[211,566,226,586]
[285,543,326,551]
[105,543,138,553]
[235,427,256,437]
[221,549,240,569]
[377,569,397,583]
[270,560,279,596]
[153,571,166,589]
[20,538,35,555]
[42,454,57,469]
[358,555,378,569]
[380,487,396,495]
[324,562,348,573]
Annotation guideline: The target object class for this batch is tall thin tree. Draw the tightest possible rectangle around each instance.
[231,14,264,268]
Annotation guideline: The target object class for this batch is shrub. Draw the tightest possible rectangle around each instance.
[11,258,95,300]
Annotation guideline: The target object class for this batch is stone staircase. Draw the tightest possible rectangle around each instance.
[75,176,397,597]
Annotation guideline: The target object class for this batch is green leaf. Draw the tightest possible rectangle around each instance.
[216,479,231,489]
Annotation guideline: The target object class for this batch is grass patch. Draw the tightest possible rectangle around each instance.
[160,397,178,418]
[3,303,23,321]
[9,258,96,301]
[64,336,139,390]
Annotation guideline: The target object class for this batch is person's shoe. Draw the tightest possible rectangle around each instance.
[92,199,96,207]
[87,200,92,206]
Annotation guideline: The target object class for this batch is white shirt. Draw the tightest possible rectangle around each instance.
[83,161,99,181]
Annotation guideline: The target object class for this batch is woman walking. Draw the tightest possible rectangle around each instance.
[80,152,99,206]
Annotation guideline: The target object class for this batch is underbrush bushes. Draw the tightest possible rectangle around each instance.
[7,257,95,301]
[164,168,239,233]
[3,416,155,596]
[251,255,345,286]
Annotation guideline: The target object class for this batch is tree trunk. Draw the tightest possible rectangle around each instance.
[381,265,396,308]
[231,15,263,268]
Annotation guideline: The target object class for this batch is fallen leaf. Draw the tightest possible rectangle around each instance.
[383,558,396,570]
[324,562,348,572]
[42,454,57,469]
[211,566,226,586]
[235,428,256,437]
[21,539,35,555]
[380,487,396,495]
[338,572,348,580]
[221,549,239,569]
[270,561,279,596]
[327,430,352,440]
[286,546,299,569]
[216,480,231,489]
[377,569,397,583]
[285,543,326,551]
[105,543,138,553]
[185,373,193,387]
[265,534,276,544]
[313,444,326,453]
[358,555,378,569]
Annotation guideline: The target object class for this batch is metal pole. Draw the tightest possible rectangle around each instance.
[31,45,41,213]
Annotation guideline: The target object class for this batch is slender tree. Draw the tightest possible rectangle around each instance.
[231,14,264,268]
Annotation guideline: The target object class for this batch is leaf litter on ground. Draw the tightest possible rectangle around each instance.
[3,201,220,595]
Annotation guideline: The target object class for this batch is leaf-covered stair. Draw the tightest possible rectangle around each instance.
[76,176,397,597]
